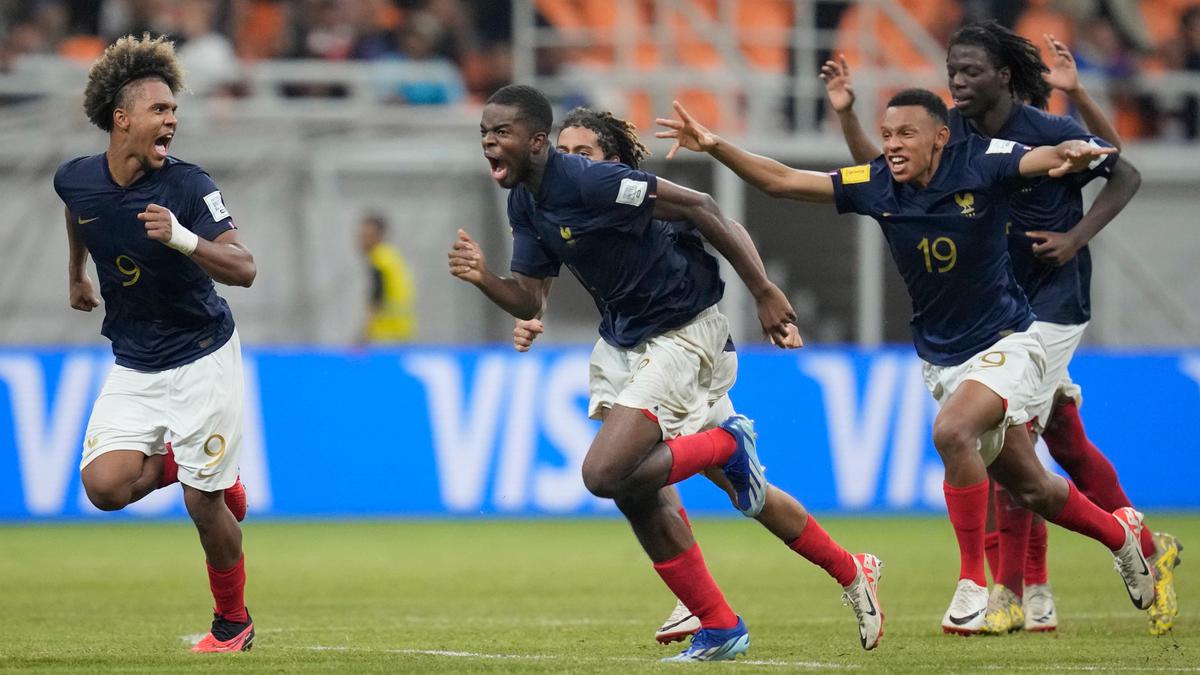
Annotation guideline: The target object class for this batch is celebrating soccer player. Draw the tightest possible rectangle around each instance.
[53,34,257,652]
[820,20,1179,636]
[509,106,885,651]
[657,88,1156,637]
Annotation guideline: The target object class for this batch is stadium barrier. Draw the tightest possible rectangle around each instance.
[1,346,1198,520]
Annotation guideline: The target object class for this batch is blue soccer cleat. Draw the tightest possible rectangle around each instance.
[660,617,750,662]
[720,415,767,517]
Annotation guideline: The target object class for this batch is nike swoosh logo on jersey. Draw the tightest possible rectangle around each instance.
[77,215,99,224]
[948,608,984,625]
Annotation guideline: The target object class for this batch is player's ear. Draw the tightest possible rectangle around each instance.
[997,65,1011,87]
[934,125,950,150]
[111,107,130,133]
[530,130,549,153]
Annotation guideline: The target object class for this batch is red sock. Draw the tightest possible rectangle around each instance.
[158,442,179,488]
[207,556,248,624]
[678,507,692,532]
[944,480,989,586]
[788,516,858,587]
[1025,516,1049,586]
[1049,483,1125,551]
[984,530,1000,582]
[664,428,737,485]
[995,488,1031,596]
[1042,401,1153,558]
[653,543,738,630]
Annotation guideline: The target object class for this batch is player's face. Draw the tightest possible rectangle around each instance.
[880,106,949,184]
[480,103,545,189]
[120,79,177,172]
[946,44,1009,118]
[556,126,617,163]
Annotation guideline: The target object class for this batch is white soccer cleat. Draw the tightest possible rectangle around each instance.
[655,599,700,645]
[1023,583,1058,632]
[941,579,989,635]
[842,553,884,650]
[1112,507,1156,611]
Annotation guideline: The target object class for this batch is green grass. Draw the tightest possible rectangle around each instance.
[0,515,1196,672]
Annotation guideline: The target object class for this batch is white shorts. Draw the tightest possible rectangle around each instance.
[1027,321,1087,432]
[81,331,245,492]
[922,327,1047,465]
[589,306,736,439]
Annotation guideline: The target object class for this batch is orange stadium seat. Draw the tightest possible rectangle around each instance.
[1014,0,1074,114]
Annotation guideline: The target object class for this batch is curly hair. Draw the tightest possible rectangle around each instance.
[560,107,650,169]
[949,21,1051,110]
[83,33,186,132]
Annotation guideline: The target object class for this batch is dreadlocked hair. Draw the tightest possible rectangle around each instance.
[950,20,1051,110]
[560,107,650,169]
[83,33,185,132]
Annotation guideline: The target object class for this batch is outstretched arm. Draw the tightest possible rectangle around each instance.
[820,54,881,163]
[448,228,549,320]
[138,203,256,287]
[1018,140,1116,178]
[64,207,100,312]
[1026,157,1140,265]
[1042,34,1124,150]
[651,178,797,345]
[656,101,836,202]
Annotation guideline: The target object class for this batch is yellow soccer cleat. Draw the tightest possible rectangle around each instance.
[1149,532,1182,636]
[980,584,1024,635]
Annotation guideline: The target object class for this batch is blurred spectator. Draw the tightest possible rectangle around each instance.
[358,212,417,344]
[1073,15,1159,137]
[176,0,239,95]
[1165,6,1200,138]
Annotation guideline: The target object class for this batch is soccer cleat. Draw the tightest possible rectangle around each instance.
[191,611,254,653]
[1023,583,1058,632]
[1112,508,1155,611]
[841,553,884,650]
[719,415,767,518]
[661,616,749,662]
[980,584,1024,635]
[224,477,247,522]
[655,599,700,644]
[1148,532,1182,635]
[941,579,989,635]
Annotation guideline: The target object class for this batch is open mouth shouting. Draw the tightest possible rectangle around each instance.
[485,153,508,183]
[153,131,173,160]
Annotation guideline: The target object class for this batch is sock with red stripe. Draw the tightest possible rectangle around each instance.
[1048,483,1125,551]
[984,530,1000,582]
[653,543,738,629]
[158,442,179,488]
[788,515,858,587]
[1043,400,1153,557]
[944,480,989,586]
[664,428,737,485]
[1025,516,1049,586]
[995,488,1031,596]
[207,556,249,624]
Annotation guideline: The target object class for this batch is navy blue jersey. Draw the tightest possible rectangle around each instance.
[54,154,236,371]
[948,105,1117,324]
[507,151,724,349]
[832,136,1035,366]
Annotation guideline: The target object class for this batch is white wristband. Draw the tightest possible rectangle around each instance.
[165,209,199,256]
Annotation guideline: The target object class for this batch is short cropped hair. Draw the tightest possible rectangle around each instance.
[486,84,553,135]
[84,33,185,132]
[560,107,650,169]
[886,88,949,125]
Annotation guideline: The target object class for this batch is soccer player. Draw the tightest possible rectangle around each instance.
[53,34,256,652]
[656,88,1155,636]
[510,106,885,651]
[820,21,1179,636]
[450,85,880,661]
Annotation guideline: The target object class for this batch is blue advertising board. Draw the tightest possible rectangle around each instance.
[1,346,1198,519]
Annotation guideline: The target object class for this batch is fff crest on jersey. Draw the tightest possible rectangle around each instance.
[955,192,975,217]
[559,226,573,243]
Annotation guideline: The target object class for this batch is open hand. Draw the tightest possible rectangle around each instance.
[1048,142,1115,177]
[1025,229,1082,266]
[655,101,719,159]
[1042,34,1079,94]
[819,54,856,113]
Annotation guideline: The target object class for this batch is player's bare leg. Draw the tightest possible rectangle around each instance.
[81,450,164,511]
[931,381,1000,634]
[184,485,253,653]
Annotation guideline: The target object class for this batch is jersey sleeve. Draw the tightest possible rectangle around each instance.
[180,169,236,240]
[830,159,885,215]
[971,136,1032,192]
[507,193,560,278]
[575,161,658,233]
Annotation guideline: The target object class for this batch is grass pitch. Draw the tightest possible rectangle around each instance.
[0,515,1196,673]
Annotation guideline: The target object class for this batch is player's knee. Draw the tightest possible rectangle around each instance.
[82,481,131,511]
[1005,478,1054,514]
[581,461,622,499]
[932,419,976,460]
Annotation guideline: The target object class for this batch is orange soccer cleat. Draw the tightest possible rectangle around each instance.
[191,612,254,653]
